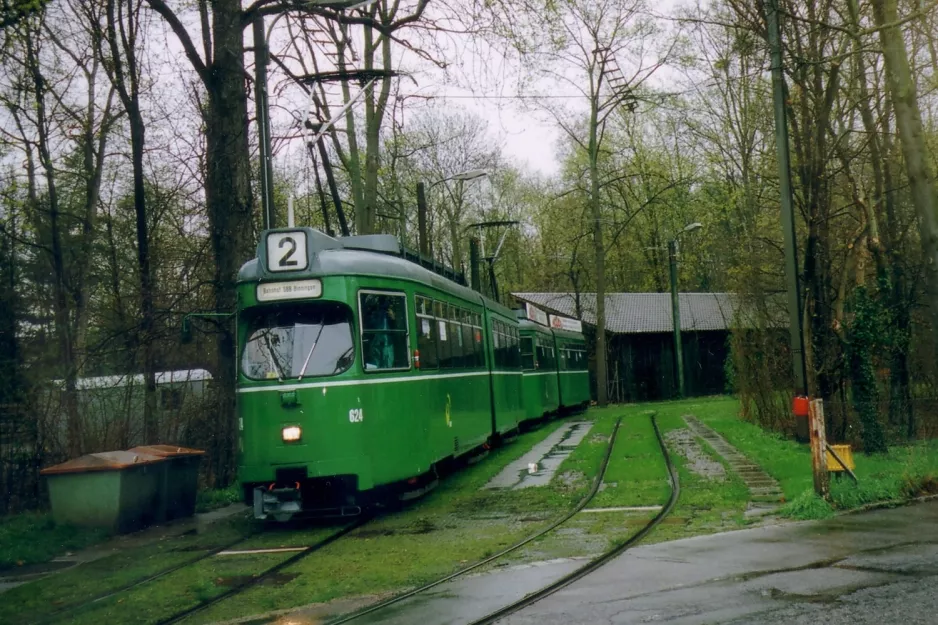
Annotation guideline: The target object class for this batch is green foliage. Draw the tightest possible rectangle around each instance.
[845,285,889,454]
[0,0,47,29]
[194,484,243,513]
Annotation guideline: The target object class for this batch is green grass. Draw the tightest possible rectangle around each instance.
[0,512,110,569]
[694,396,938,520]
[589,406,671,509]
[195,483,243,513]
[0,515,254,625]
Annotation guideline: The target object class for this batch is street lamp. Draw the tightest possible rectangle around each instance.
[669,222,703,399]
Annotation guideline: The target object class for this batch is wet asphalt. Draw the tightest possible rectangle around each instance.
[497,499,938,625]
[335,499,938,624]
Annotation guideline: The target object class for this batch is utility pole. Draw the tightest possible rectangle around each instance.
[253,16,275,230]
[469,237,481,292]
[417,182,429,256]
[668,239,685,398]
[766,0,808,397]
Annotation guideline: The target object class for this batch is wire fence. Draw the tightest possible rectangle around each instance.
[0,361,221,514]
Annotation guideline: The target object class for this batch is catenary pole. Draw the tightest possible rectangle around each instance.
[668,239,685,398]
[253,15,275,230]
[767,0,808,396]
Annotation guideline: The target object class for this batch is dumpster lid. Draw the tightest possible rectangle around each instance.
[40,450,166,475]
[128,445,205,458]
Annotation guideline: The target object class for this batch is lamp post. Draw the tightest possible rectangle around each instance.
[668,222,702,399]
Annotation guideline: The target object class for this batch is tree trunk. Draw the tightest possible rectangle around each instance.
[106,0,158,444]
[204,0,255,483]
[589,94,608,407]
[25,26,82,457]
[871,0,938,365]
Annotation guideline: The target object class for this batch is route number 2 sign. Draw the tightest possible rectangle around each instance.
[266,231,308,272]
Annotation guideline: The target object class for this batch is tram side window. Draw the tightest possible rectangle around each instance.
[473,317,484,367]
[535,337,551,370]
[448,305,464,368]
[521,337,536,370]
[415,295,439,369]
[360,291,409,371]
[461,312,474,368]
[510,327,521,368]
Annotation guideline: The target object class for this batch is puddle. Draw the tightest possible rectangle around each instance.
[484,421,594,490]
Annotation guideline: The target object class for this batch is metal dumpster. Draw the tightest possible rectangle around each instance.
[40,451,166,533]
[129,445,204,521]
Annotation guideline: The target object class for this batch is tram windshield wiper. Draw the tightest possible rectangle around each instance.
[297,323,326,381]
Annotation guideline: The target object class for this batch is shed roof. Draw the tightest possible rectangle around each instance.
[512,292,776,334]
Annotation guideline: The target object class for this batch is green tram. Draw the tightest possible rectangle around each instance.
[518,317,591,421]
[236,228,588,520]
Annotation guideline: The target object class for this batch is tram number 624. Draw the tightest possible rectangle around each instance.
[349,409,364,423]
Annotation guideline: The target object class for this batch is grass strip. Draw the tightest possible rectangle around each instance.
[64,552,293,625]
[589,406,670,509]
[692,396,938,519]
[0,516,252,625]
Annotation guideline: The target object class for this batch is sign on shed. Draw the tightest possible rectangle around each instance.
[525,303,549,326]
[549,314,583,333]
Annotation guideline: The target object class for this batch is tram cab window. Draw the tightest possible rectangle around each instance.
[241,302,354,380]
[521,337,536,370]
[359,292,409,371]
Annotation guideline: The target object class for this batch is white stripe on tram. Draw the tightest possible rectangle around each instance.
[237,370,523,394]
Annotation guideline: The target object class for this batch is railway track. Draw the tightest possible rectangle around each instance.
[29,516,369,625]
[326,411,678,625]
[29,527,256,625]
[154,515,372,625]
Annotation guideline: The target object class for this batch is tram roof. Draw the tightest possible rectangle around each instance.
[517,318,552,335]
[239,229,516,320]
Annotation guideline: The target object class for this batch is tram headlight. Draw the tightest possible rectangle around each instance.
[282,426,302,442]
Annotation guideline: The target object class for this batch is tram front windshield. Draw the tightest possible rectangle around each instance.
[241,303,354,380]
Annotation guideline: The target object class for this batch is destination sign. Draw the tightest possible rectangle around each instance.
[257,279,322,302]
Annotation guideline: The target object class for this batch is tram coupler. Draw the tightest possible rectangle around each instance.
[253,485,302,522]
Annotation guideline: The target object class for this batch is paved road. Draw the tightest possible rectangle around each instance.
[502,500,938,625]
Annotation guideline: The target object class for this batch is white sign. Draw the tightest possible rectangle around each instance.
[525,303,549,326]
[257,279,322,302]
[549,314,583,333]
[266,231,308,272]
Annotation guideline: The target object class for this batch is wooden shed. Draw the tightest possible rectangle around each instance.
[512,292,740,402]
